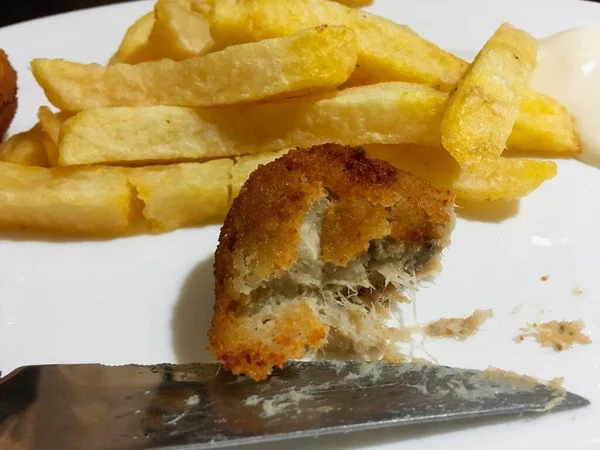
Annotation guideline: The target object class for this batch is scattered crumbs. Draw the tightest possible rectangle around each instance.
[185,395,200,407]
[244,395,262,407]
[541,275,549,282]
[482,367,538,389]
[243,388,314,418]
[231,375,251,384]
[519,320,592,351]
[511,305,522,315]
[315,406,333,413]
[165,412,186,426]
[261,399,286,418]
[425,309,493,340]
[383,354,405,364]
[549,377,565,389]
[344,362,384,382]
[572,286,584,296]
[327,359,348,374]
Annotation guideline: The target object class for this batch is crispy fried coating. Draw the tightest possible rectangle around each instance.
[0,50,17,139]
[209,144,455,380]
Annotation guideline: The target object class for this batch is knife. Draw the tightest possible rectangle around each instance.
[0,361,589,449]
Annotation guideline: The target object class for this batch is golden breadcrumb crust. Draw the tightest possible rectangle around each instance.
[0,50,17,139]
[209,144,454,380]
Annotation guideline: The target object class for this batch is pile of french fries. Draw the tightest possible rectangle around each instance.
[0,0,579,236]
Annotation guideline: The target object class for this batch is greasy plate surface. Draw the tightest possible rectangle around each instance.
[0,0,598,449]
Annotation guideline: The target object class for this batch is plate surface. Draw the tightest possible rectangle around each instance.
[0,0,599,448]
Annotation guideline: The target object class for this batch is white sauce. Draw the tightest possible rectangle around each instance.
[530,26,600,168]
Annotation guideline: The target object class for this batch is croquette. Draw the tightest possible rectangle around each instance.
[208,144,456,380]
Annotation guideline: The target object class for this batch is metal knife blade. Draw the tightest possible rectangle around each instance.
[0,361,589,449]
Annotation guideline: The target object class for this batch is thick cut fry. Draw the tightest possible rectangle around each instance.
[333,0,373,6]
[0,125,49,167]
[108,12,157,65]
[365,144,557,202]
[0,163,132,235]
[148,0,214,61]
[232,150,288,198]
[37,106,72,166]
[32,26,358,112]
[210,0,466,90]
[441,24,538,169]
[127,159,232,232]
[58,83,578,166]
[209,0,565,125]
[191,0,212,17]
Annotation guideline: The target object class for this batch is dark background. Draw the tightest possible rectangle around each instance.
[0,0,139,28]
[0,0,598,28]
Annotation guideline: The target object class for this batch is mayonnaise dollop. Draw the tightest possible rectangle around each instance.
[530,26,600,168]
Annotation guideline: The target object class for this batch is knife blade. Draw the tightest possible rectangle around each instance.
[0,361,589,449]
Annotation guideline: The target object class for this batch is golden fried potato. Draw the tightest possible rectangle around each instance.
[332,0,373,6]
[365,144,557,202]
[0,124,49,167]
[190,0,212,18]
[0,163,132,235]
[148,0,214,61]
[441,23,537,169]
[32,26,357,111]
[507,91,580,153]
[108,12,157,65]
[56,84,444,165]
[127,159,233,232]
[57,83,577,166]
[37,106,72,166]
[209,0,573,139]
[210,0,466,91]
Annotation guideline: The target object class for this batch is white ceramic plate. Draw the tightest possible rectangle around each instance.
[0,0,599,448]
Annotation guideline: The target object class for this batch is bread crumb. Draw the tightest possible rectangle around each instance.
[483,367,538,389]
[425,309,493,340]
[541,275,549,282]
[511,305,522,315]
[519,320,591,351]
[184,395,200,407]
[549,377,565,389]
[572,286,583,296]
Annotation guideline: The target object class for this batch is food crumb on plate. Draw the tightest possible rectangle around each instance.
[511,304,522,315]
[425,309,493,340]
[549,377,565,389]
[572,286,584,296]
[541,275,549,281]
[184,394,200,407]
[518,320,591,351]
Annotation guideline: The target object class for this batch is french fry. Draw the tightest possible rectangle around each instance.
[127,159,233,232]
[0,124,50,167]
[333,0,373,6]
[57,83,578,166]
[507,91,579,154]
[108,12,157,65]
[190,0,213,18]
[37,106,72,166]
[0,163,132,235]
[209,0,567,135]
[210,0,466,91]
[148,0,214,61]
[365,144,557,202]
[32,26,358,111]
[441,23,538,169]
